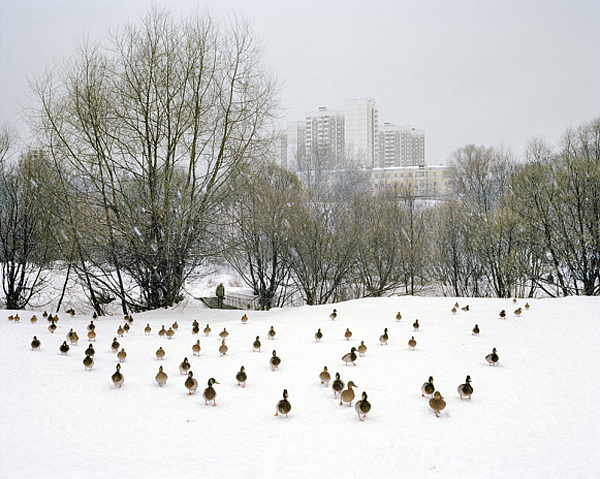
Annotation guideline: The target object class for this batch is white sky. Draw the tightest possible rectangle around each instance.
[1,0,598,163]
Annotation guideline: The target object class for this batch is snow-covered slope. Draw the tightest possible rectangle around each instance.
[1,296,599,478]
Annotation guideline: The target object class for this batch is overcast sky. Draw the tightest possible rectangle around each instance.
[1,0,598,163]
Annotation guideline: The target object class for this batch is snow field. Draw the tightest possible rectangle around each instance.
[1,296,599,478]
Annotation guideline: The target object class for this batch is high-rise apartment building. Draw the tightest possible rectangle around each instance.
[378,123,425,168]
[344,98,378,168]
[304,106,345,169]
[276,98,424,171]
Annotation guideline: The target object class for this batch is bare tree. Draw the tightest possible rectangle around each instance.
[0,148,55,309]
[31,8,278,311]
[223,162,299,309]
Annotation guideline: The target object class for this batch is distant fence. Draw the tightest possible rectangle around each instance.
[205,291,260,310]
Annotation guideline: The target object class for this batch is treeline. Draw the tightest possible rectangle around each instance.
[0,8,598,313]
[1,117,598,312]
[223,117,600,308]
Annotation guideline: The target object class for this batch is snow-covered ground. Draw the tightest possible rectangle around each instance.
[1,295,599,478]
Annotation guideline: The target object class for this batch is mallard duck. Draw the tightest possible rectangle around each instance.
[357,341,367,356]
[342,347,357,366]
[155,366,168,387]
[31,336,41,350]
[512,298,517,303]
[192,323,200,335]
[344,328,353,341]
[499,309,506,319]
[329,309,338,321]
[485,348,499,366]
[340,381,358,406]
[179,357,191,375]
[85,321,94,332]
[421,376,435,397]
[461,305,470,312]
[30,315,38,324]
[236,366,247,387]
[117,348,127,362]
[144,324,152,335]
[14,314,20,323]
[192,319,199,329]
[454,302,460,309]
[219,328,229,340]
[53,314,59,323]
[111,338,120,352]
[275,389,291,417]
[184,371,198,395]
[514,307,522,317]
[413,319,420,332]
[408,336,417,350]
[43,311,48,319]
[268,326,276,340]
[92,312,97,320]
[166,327,175,340]
[156,346,165,360]
[379,328,388,345]
[172,321,179,330]
[472,324,480,336]
[66,328,76,341]
[218,340,228,356]
[203,324,211,336]
[332,372,345,398]
[85,343,95,358]
[112,364,124,388]
[253,336,261,352]
[319,366,331,386]
[192,340,201,356]
[87,330,96,342]
[7,315,14,322]
[241,314,248,324]
[202,378,219,406]
[315,329,323,342]
[117,325,125,337]
[355,392,371,421]
[451,307,457,314]
[69,331,79,345]
[158,325,166,338]
[396,312,402,321]
[457,375,473,400]
[525,302,530,310]
[83,354,94,371]
[59,341,70,355]
[48,320,57,334]
[270,350,281,371]
[429,391,446,418]
[123,323,130,333]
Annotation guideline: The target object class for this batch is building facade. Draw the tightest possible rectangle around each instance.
[370,165,451,198]
[304,106,345,169]
[343,98,379,168]
[378,123,425,168]
[276,97,426,173]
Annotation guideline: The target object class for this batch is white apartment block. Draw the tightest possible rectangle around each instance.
[276,97,425,172]
[378,123,425,168]
[304,106,345,169]
[371,165,451,198]
[344,98,379,168]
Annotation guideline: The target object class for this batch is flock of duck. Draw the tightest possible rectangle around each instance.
[13,298,531,420]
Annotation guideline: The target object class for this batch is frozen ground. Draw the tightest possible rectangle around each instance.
[1,295,599,479]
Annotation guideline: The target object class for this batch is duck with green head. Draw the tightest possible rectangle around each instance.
[457,375,473,400]
[342,347,357,366]
[275,389,291,417]
[355,392,371,421]
[203,378,220,406]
